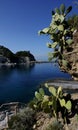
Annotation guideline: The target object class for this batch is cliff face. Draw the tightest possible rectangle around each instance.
[15,51,35,63]
[0,45,36,64]
[60,32,78,80]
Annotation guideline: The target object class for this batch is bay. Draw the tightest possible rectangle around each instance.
[0,63,71,104]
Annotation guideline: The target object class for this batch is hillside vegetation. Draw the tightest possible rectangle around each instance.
[0,45,35,64]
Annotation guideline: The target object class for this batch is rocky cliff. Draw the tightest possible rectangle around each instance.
[0,45,36,64]
[60,31,78,80]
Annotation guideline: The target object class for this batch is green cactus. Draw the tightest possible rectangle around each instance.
[59,99,72,110]
[39,4,74,69]
[60,4,65,14]
[49,87,57,97]
[34,84,72,123]
[35,91,43,101]
[55,8,60,14]
[57,86,62,96]
[35,88,45,101]
[39,88,45,96]
[65,100,72,110]
[65,6,72,16]
[34,88,51,112]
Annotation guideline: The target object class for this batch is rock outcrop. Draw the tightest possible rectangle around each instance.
[15,51,35,63]
[0,45,36,65]
[60,31,78,80]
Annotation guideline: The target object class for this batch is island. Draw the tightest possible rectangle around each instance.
[0,45,36,67]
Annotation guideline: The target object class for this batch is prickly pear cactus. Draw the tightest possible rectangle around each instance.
[39,4,78,80]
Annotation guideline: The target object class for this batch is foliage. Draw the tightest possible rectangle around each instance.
[34,88,50,112]
[16,51,31,57]
[38,4,74,69]
[67,15,78,30]
[16,51,36,61]
[0,45,17,63]
[0,45,35,63]
[45,119,63,130]
[8,107,36,130]
[33,85,72,124]
[0,45,13,57]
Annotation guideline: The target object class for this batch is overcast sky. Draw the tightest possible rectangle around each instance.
[0,0,78,60]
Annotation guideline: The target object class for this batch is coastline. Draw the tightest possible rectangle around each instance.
[0,62,34,68]
[0,79,78,129]
[45,79,78,94]
[46,79,78,89]
[0,61,47,66]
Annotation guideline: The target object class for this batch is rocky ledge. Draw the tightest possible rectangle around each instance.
[46,79,78,94]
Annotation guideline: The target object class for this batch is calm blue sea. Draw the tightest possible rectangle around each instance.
[0,63,71,104]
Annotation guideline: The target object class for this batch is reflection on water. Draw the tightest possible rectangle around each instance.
[16,63,35,72]
[0,64,35,85]
[0,63,71,104]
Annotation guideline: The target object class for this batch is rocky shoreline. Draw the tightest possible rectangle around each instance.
[0,102,26,130]
[0,62,35,68]
[0,79,78,129]
[46,79,78,92]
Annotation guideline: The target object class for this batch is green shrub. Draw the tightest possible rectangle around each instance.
[8,107,36,130]
[45,119,64,130]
